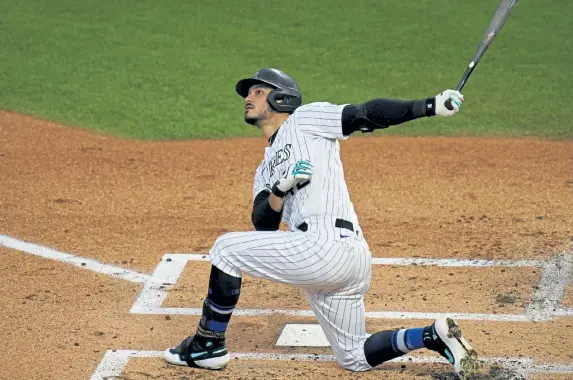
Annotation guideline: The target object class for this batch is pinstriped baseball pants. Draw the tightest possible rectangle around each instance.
[209,219,374,371]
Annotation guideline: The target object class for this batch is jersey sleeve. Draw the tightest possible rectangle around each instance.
[293,102,349,140]
[252,160,270,200]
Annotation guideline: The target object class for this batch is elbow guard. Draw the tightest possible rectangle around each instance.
[341,102,388,135]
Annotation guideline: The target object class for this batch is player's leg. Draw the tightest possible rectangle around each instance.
[299,238,373,371]
[163,263,239,369]
[306,289,479,373]
[307,295,478,376]
[164,229,356,369]
[303,289,371,371]
[363,317,479,377]
[304,244,478,377]
[208,229,357,288]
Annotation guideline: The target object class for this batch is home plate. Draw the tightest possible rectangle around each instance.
[275,324,329,347]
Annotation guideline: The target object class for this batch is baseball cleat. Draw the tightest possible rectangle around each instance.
[424,316,479,379]
[164,335,230,370]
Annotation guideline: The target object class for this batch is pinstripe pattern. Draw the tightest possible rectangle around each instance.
[209,226,372,371]
[252,102,359,231]
[217,102,373,371]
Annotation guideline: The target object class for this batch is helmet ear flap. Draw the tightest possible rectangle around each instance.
[267,89,302,114]
[267,89,283,113]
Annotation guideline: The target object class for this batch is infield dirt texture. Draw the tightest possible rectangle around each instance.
[1,112,572,379]
[1,0,573,379]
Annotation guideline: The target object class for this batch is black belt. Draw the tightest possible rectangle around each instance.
[297,218,354,233]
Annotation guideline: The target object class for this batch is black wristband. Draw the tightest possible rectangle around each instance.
[424,97,436,116]
[412,97,436,117]
[271,181,287,198]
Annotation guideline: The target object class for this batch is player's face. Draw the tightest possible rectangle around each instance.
[244,85,272,126]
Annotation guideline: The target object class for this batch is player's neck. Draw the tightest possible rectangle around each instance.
[260,113,289,142]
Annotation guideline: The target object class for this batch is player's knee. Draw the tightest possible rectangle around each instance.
[209,232,247,262]
[210,232,242,258]
[208,233,244,278]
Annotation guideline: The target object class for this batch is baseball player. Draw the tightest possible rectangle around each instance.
[164,68,478,378]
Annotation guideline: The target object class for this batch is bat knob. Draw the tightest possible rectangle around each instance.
[444,99,454,111]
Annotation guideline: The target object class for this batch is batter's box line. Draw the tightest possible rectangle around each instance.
[2,235,570,322]
[90,349,573,380]
[554,308,573,316]
[129,253,573,322]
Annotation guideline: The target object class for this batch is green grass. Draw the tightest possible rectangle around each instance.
[0,0,571,139]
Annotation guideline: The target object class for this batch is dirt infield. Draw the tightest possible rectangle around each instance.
[1,110,572,379]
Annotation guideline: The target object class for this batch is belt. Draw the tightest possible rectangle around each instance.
[297,218,354,233]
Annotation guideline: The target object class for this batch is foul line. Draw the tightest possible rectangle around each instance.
[0,235,150,284]
[90,349,573,380]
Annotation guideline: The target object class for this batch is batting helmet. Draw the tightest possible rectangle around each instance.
[235,68,302,113]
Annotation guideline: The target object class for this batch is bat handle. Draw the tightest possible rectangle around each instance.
[444,62,475,110]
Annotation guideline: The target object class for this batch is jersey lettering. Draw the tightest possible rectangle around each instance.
[253,102,359,230]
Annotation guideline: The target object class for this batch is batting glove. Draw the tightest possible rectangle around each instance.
[271,160,313,198]
[434,90,464,116]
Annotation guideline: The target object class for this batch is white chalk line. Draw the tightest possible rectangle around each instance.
[2,236,571,378]
[554,308,573,316]
[527,253,573,321]
[167,253,545,267]
[0,235,150,284]
[2,235,570,322]
[130,253,562,321]
[131,305,531,322]
[90,349,573,380]
[0,235,551,285]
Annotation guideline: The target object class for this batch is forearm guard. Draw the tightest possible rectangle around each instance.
[341,97,436,135]
[251,190,282,231]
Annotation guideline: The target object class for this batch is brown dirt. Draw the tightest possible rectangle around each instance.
[1,110,572,380]
[123,356,461,380]
[124,356,508,380]
[165,261,540,315]
[563,284,573,309]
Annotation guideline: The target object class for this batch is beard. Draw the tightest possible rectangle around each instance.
[244,106,271,127]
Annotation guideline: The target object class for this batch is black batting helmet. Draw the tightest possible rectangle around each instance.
[235,68,302,113]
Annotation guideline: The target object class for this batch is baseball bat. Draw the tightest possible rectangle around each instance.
[444,0,519,110]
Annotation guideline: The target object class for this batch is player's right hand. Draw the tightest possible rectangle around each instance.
[271,160,313,198]
[434,90,464,116]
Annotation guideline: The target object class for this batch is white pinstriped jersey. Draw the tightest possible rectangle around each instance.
[253,102,360,231]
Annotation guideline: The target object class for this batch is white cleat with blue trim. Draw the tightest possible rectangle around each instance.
[423,316,480,379]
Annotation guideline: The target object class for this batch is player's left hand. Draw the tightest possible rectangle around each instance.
[434,90,464,116]
[271,160,313,198]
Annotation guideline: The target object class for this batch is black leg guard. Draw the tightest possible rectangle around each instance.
[208,265,242,306]
[364,330,406,367]
[197,265,242,335]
